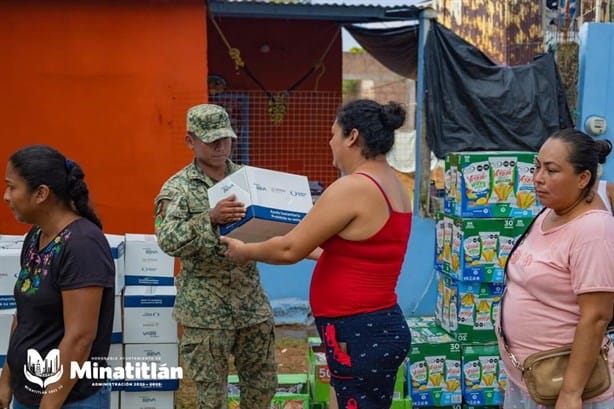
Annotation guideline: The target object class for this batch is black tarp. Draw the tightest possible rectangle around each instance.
[345,24,419,79]
[425,22,572,158]
[345,21,572,158]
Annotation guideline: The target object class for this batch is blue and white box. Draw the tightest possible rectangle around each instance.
[124,234,174,286]
[112,295,122,344]
[123,343,180,391]
[105,234,125,294]
[208,166,313,243]
[0,249,20,309]
[120,391,174,409]
[0,309,16,358]
[0,234,25,249]
[123,286,177,343]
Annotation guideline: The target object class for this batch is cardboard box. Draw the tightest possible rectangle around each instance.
[307,337,329,404]
[0,249,19,309]
[0,234,25,249]
[0,309,15,354]
[110,391,119,409]
[407,320,462,406]
[120,391,174,409]
[123,343,180,391]
[446,216,532,283]
[435,272,504,343]
[461,343,505,406]
[444,151,542,218]
[124,234,174,286]
[123,286,177,343]
[228,373,309,408]
[390,397,412,409]
[105,234,125,295]
[208,166,313,243]
[107,343,124,391]
[112,295,122,344]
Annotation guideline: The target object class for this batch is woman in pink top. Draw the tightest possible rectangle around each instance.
[222,99,412,409]
[497,129,614,409]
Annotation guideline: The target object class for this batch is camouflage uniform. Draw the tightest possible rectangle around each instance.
[154,104,277,409]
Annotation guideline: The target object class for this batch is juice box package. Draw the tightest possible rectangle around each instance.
[447,216,533,282]
[390,397,412,409]
[228,373,309,409]
[407,323,462,406]
[461,343,506,406]
[435,272,504,343]
[445,151,542,218]
[434,212,446,273]
[307,337,329,404]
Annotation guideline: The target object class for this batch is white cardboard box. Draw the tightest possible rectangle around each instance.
[0,234,25,249]
[124,234,174,286]
[105,234,126,295]
[123,286,177,344]
[107,343,124,370]
[120,391,174,409]
[0,309,16,354]
[110,390,119,409]
[208,166,313,243]
[112,295,123,344]
[123,343,180,391]
[0,249,20,309]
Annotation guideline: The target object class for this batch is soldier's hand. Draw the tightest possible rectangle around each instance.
[220,236,250,264]
[210,194,246,225]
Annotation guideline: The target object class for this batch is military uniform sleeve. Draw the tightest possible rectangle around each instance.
[154,183,221,258]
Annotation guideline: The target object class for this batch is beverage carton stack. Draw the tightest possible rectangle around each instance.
[118,233,178,409]
[407,151,542,408]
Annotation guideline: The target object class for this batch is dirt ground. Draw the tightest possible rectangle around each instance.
[175,325,318,409]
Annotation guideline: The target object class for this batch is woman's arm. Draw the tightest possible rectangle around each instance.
[0,315,17,409]
[222,175,365,264]
[556,291,614,409]
[38,287,104,409]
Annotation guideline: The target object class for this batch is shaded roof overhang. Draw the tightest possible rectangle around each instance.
[207,1,422,23]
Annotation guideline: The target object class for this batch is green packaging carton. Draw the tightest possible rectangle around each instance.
[461,343,506,406]
[435,272,504,343]
[390,397,412,409]
[445,151,542,218]
[228,373,309,409]
[307,337,330,404]
[407,321,462,406]
[447,216,532,282]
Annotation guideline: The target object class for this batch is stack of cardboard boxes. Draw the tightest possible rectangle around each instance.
[117,234,179,409]
[406,151,542,409]
[0,234,24,405]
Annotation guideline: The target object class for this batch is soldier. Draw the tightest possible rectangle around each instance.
[154,104,277,409]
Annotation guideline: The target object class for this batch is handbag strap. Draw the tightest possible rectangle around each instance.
[498,208,546,372]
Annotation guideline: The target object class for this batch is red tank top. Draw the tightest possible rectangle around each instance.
[309,173,412,318]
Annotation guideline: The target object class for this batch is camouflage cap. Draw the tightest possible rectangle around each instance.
[187,104,237,143]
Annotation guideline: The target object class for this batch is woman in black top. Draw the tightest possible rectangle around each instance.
[0,145,114,409]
